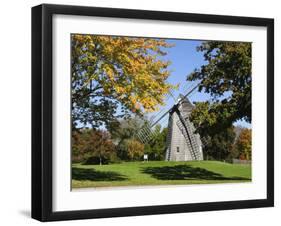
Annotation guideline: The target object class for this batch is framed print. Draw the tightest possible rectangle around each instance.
[31,4,274,221]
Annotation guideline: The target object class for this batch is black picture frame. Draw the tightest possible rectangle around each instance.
[32,3,274,222]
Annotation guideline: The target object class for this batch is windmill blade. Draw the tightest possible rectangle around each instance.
[165,89,177,102]
[135,124,155,144]
[149,107,167,123]
[150,108,170,128]
[174,108,198,159]
[177,82,200,105]
[201,136,210,147]
[135,122,154,143]
[181,82,194,95]
[149,87,176,123]
[136,127,150,143]
[135,110,170,144]
[135,132,146,143]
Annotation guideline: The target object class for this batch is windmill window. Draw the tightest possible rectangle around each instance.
[176,146,180,153]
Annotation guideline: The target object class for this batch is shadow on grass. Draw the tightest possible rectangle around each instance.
[141,165,250,181]
[72,167,128,181]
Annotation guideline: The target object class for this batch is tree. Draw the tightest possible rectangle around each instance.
[202,126,236,161]
[72,129,116,165]
[144,125,168,160]
[71,35,175,130]
[189,101,218,137]
[126,139,145,160]
[109,116,146,160]
[116,138,144,160]
[110,116,145,143]
[234,128,252,160]
[188,41,251,136]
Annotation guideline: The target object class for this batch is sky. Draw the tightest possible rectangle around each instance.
[147,38,251,129]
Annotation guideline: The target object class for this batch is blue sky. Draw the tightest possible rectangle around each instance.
[147,39,251,129]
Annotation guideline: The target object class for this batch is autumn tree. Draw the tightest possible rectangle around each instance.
[126,139,145,160]
[188,41,251,136]
[234,128,252,160]
[72,129,116,165]
[71,34,175,130]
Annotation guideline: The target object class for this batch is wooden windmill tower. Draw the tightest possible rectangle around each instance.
[135,85,204,161]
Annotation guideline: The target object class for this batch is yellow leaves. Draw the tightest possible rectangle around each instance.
[115,86,125,94]
[72,34,175,114]
[104,65,114,81]
[88,43,95,50]
[88,55,97,62]
[126,139,144,160]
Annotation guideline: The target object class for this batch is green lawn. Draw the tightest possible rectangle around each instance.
[72,161,251,189]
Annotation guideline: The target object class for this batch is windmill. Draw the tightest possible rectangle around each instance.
[135,84,204,161]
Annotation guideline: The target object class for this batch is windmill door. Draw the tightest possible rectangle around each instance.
[175,146,180,161]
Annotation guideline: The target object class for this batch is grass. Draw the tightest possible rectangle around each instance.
[72,160,251,189]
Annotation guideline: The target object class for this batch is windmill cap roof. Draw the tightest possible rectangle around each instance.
[178,94,194,109]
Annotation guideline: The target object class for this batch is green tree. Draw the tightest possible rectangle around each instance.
[71,34,175,130]
[203,126,236,161]
[188,41,251,136]
[144,126,168,160]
